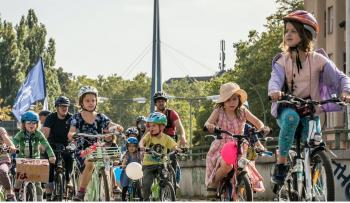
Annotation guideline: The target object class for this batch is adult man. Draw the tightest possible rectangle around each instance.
[153,91,187,146]
[153,91,187,188]
[41,96,72,201]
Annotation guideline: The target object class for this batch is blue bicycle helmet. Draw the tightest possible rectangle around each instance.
[127,137,139,145]
[125,127,139,136]
[21,111,39,123]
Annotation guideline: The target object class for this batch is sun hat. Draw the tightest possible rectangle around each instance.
[216,82,247,104]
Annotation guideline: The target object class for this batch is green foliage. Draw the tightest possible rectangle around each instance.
[0,9,62,111]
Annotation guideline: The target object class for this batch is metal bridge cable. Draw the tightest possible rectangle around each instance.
[161,41,216,72]
[120,42,152,78]
[122,45,152,79]
[161,44,197,83]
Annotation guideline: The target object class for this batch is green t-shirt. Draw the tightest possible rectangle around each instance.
[142,132,177,166]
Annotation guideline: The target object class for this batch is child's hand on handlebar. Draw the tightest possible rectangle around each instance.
[205,124,216,133]
[49,156,56,164]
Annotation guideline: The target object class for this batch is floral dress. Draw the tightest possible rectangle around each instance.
[68,112,111,171]
[205,108,265,192]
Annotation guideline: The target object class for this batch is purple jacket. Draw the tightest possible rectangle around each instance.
[268,49,350,118]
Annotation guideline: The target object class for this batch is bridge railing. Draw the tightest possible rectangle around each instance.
[188,130,350,160]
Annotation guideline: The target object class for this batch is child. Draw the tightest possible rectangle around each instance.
[0,127,17,201]
[204,82,269,198]
[120,137,142,201]
[121,127,139,154]
[139,112,180,201]
[12,111,56,201]
[268,10,350,186]
[67,86,123,201]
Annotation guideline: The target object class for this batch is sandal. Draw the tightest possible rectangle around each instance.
[206,187,218,200]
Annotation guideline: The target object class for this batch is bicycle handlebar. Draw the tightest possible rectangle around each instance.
[276,94,347,107]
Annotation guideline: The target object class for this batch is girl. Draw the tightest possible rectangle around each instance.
[204,82,269,198]
[67,86,123,201]
[268,10,350,186]
[12,111,56,201]
[0,127,17,201]
[120,137,142,201]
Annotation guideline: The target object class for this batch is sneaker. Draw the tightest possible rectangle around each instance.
[271,163,289,186]
[73,191,85,201]
[5,194,16,201]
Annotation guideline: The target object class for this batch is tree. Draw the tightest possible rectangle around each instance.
[0,21,22,106]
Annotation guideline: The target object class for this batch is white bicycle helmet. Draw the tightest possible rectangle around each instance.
[78,86,98,99]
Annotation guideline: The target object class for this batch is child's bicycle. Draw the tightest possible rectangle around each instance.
[122,162,143,201]
[144,146,177,201]
[204,126,272,201]
[15,158,50,202]
[73,133,121,201]
[0,146,16,201]
[272,94,346,201]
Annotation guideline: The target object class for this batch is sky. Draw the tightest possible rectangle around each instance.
[0,0,278,81]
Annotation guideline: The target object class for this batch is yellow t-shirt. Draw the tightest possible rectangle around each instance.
[142,132,177,166]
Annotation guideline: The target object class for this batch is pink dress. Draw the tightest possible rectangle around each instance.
[205,108,265,192]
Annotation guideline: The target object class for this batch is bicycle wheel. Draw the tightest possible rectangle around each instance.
[25,182,35,201]
[160,181,175,201]
[168,165,177,194]
[219,180,233,201]
[235,173,253,201]
[70,164,80,199]
[99,169,110,201]
[54,173,64,201]
[310,150,335,201]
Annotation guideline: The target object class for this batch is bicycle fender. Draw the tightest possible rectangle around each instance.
[310,146,326,158]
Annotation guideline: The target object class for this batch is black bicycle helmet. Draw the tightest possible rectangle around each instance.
[136,116,146,123]
[55,96,70,107]
[153,91,168,102]
[39,110,51,117]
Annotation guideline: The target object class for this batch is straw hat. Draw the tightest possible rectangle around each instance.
[216,82,247,104]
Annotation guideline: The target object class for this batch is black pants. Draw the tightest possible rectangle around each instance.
[48,152,73,183]
[142,165,159,201]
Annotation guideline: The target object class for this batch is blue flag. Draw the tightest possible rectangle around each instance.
[12,58,46,121]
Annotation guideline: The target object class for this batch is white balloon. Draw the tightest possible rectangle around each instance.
[125,162,143,180]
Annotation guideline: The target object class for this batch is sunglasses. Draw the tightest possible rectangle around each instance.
[25,121,38,125]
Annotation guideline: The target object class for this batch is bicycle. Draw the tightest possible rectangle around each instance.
[68,146,81,201]
[167,148,188,195]
[123,163,143,201]
[73,133,121,201]
[204,126,256,201]
[49,143,75,201]
[15,158,49,201]
[0,146,16,201]
[144,146,176,201]
[272,94,345,201]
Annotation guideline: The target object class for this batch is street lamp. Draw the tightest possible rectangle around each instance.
[168,95,219,147]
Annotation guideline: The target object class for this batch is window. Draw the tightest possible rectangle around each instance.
[327,6,334,34]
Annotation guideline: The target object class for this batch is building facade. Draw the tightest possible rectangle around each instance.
[304,0,349,148]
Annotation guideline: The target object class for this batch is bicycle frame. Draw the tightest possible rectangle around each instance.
[276,94,344,201]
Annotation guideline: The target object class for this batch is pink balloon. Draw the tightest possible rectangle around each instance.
[221,142,238,165]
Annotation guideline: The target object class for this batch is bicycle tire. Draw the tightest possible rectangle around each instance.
[25,182,35,201]
[310,150,335,201]
[160,181,176,201]
[128,181,142,201]
[54,173,64,201]
[70,164,80,199]
[219,180,233,201]
[236,173,253,201]
[99,169,110,201]
[168,165,177,194]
